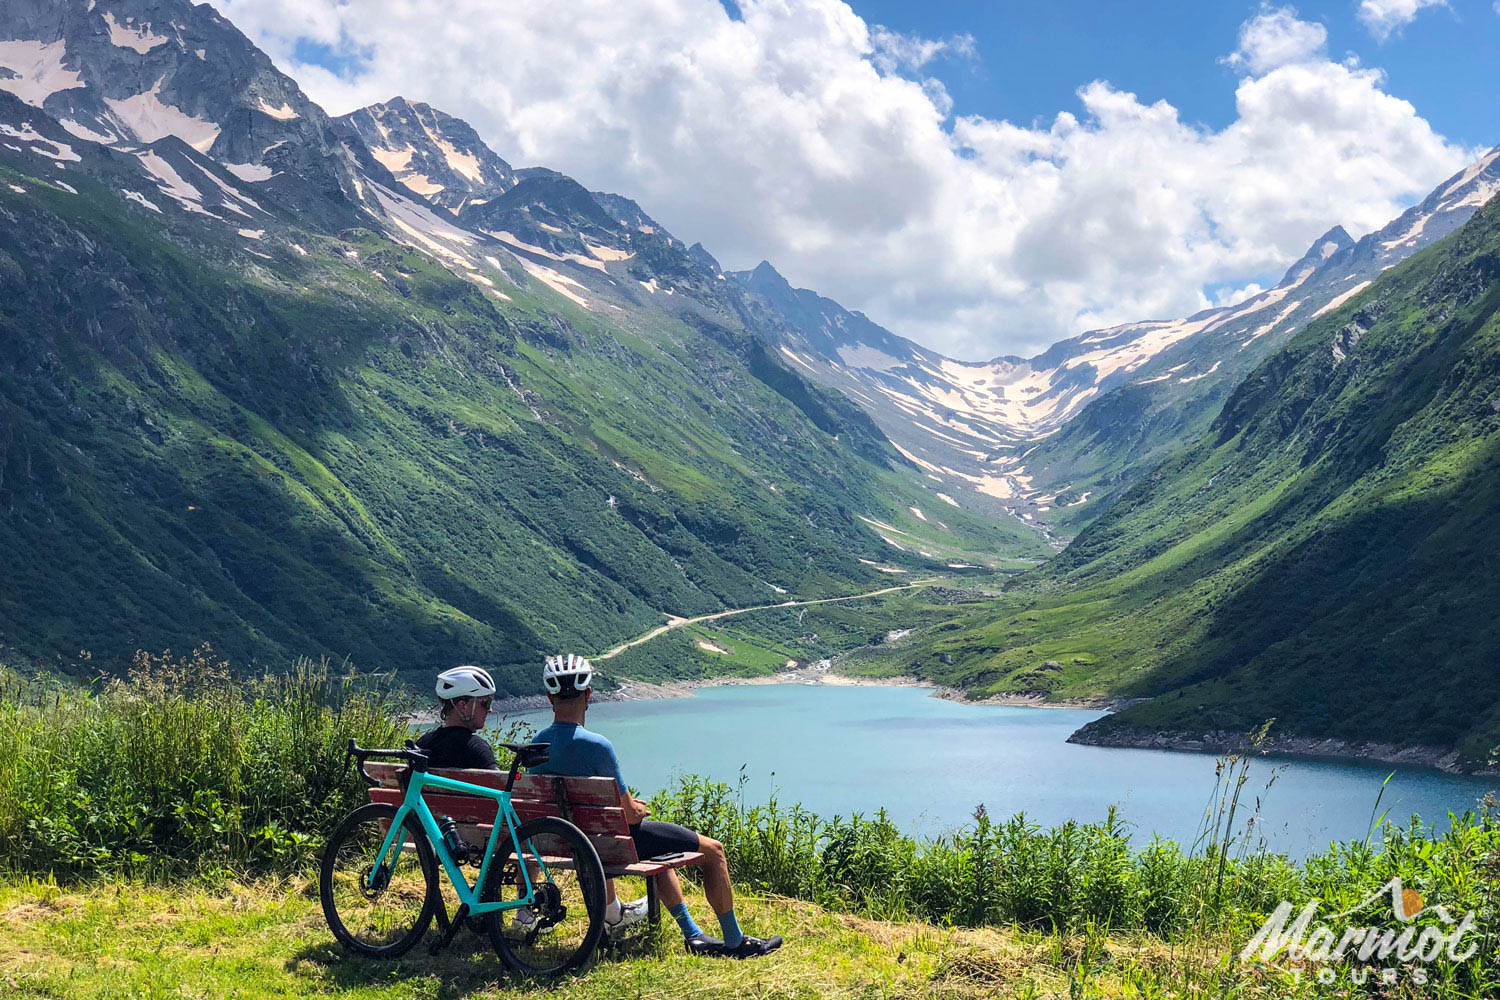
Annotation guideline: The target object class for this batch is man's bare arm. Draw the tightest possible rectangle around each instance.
[620,790,651,825]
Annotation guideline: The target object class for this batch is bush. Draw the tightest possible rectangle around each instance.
[0,646,406,874]
[649,773,1500,951]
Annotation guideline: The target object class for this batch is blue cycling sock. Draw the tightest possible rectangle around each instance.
[717,908,744,949]
[669,902,703,939]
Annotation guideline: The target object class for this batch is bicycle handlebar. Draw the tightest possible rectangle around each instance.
[345,738,431,787]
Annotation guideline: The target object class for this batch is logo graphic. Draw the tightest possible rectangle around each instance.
[1240,877,1480,987]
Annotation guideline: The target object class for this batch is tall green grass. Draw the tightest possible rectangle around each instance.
[648,762,1500,994]
[0,646,405,874]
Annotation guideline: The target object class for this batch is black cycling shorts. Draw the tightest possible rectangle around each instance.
[629,820,701,860]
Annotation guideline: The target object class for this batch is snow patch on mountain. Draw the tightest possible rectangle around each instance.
[1314,280,1371,317]
[256,99,297,121]
[120,188,161,212]
[0,121,79,161]
[490,230,607,272]
[59,118,115,143]
[370,146,413,172]
[435,138,481,183]
[223,161,272,182]
[105,79,219,152]
[520,258,590,308]
[836,344,905,371]
[103,12,169,54]
[1177,360,1222,384]
[190,160,264,214]
[0,40,85,107]
[134,150,216,215]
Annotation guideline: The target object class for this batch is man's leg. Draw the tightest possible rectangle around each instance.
[631,820,778,956]
[650,868,706,940]
[695,835,744,948]
[697,835,733,916]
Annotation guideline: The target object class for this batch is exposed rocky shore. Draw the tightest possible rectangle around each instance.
[1067,724,1500,777]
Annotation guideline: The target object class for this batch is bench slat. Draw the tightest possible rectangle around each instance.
[364,763,621,806]
[363,787,628,835]
[544,851,704,877]
[608,852,705,877]
[511,800,628,834]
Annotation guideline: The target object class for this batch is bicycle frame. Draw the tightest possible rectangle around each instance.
[369,770,549,916]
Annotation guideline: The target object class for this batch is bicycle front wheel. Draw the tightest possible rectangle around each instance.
[482,816,607,977]
[320,803,440,958]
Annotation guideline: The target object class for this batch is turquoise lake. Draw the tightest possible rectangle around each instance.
[496,682,1498,858]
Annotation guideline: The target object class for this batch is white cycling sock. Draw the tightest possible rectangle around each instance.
[605,898,622,922]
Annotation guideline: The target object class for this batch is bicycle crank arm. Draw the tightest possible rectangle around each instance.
[429,903,468,956]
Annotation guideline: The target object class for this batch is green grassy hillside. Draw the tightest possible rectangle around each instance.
[848,196,1500,765]
[0,155,1043,692]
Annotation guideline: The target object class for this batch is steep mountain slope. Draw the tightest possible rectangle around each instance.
[0,1,1046,690]
[740,147,1500,538]
[857,195,1500,768]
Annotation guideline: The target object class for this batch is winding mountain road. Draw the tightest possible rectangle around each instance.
[594,579,944,660]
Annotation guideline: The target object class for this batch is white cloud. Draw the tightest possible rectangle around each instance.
[868,26,975,76]
[208,0,1471,359]
[1356,0,1447,41]
[1223,6,1327,74]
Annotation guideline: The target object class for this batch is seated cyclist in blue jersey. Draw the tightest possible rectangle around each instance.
[529,654,782,960]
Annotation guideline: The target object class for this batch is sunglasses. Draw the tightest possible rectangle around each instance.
[460,696,493,710]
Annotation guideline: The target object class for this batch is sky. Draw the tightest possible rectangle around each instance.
[209,0,1500,360]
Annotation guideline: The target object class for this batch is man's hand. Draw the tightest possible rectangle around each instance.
[621,793,651,825]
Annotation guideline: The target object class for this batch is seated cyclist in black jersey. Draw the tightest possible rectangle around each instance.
[529,654,782,960]
[414,666,500,769]
[415,665,647,931]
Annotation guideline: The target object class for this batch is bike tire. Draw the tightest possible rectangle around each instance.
[320,802,440,958]
[482,816,607,978]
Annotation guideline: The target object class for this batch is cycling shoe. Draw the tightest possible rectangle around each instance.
[717,935,783,960]
[684,933,724,956]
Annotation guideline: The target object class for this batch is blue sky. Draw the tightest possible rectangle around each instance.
[849,1,1497,149]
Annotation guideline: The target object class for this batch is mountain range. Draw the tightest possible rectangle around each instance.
[739,146,1500,538]
[2,0,1498,767]
[0,0,1042,692]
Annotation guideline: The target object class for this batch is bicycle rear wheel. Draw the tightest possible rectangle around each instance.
[320,803,440,958]
[482,816,607,977]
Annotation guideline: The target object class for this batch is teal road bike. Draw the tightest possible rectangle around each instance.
[320,740,607,977]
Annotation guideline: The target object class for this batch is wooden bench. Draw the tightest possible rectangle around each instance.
[364,763,703,926]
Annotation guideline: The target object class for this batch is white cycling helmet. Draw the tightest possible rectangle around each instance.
[542,653,593,695]
[435,665,496,701]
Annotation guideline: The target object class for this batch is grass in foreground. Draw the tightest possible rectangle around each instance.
[0,875,1307,1000]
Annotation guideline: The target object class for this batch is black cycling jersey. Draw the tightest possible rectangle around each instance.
[414,725,497,769]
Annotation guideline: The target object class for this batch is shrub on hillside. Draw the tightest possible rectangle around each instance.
[0,646,406,874]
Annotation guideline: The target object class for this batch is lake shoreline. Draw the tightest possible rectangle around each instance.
[412,665,1133,725]
[1067,724,1500,778]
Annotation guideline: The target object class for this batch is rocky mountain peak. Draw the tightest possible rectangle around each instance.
[742,259,793,295]
[0,0,370,220]
[1276,224,1356,287]
[336,97,516,212]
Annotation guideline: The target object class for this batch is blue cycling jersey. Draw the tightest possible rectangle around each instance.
[529,721,628,794]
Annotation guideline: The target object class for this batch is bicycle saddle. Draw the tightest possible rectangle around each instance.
[500,741,550,767]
